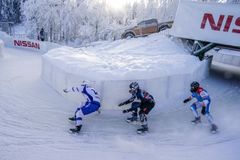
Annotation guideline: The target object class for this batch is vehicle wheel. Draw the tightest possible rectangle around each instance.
[158,25,168,32]
[125,33,135,39]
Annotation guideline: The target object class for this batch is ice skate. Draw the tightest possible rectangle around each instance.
[68,117,76,121]
[69,125,82,133]
[126,116,138,124]
[210,124,218,134]
[137,125,148,134]
[191,117,201,124]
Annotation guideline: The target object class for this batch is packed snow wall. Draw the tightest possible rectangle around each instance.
[41,35,211,111]
[41,57,210,111]
[0,39,3,57]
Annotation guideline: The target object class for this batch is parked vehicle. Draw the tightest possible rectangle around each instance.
[121,19,173,39]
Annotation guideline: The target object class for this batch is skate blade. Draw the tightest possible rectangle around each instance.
[191,121,201,125]
[126,120,139,125]
[137,131,148,135]
[211,130,218,134]
[68,130,80,134]
[68,130,75,134]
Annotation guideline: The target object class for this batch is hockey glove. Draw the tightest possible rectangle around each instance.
[183,98,191,103]
[122,109,129,113]
[63,89,69,93]
[118,102,125,107]
[201,106,206,115]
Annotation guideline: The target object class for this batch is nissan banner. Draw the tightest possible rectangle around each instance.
[170,0,240,47]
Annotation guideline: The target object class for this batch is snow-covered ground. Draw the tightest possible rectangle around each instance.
[0,46,240,160]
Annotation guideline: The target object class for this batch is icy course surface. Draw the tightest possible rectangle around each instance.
[0,47,240,160]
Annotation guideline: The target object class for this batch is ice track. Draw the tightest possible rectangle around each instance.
[0,48,240,160]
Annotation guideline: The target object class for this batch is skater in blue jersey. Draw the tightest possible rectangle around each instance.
[183,81,217,133]
[118,82,155,134]
[63,82,101,133]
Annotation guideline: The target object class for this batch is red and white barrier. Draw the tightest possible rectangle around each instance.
[13,39,40,50]
[0,31,60,54]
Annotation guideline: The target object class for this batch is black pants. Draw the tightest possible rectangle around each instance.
[139,101,155,125]
[139,101,155,115]
[130,101,155,116]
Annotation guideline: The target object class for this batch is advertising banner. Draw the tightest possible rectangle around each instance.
[171,1,240,47]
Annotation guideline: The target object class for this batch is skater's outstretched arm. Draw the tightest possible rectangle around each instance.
[118,96,136,107]
[183,96,192,103]
[63,85,85,93]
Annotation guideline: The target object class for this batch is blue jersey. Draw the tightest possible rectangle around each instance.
[191,87,210,102]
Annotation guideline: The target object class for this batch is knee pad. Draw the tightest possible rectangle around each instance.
[190,104,197,111]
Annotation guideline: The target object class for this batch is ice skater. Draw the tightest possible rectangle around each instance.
[63,82,101,133]
[183,81,218,133]
[118,82,155,134]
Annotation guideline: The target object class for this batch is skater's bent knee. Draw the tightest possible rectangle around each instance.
[190,105,197,111]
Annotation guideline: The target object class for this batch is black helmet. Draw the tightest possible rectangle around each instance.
[129,82,139,94]
[190,81,199,92]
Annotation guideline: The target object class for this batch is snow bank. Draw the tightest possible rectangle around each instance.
[0,31,60,54]
[0,39,3,57]
[42,34,211,110]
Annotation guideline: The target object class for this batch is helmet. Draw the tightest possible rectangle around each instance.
[81,80,88,86]
[81,80,92,89]
[129,82,139,94]
[190,81,199,92]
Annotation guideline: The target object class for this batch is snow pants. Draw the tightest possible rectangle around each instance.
[130,101,155,125]
[75,101,100,126]
[190,99,214,124]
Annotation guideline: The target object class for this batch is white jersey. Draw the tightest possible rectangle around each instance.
[71,84,100,103]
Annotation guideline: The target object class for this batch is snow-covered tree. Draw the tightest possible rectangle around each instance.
[20,0,239,44]
[0,0,21,23]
